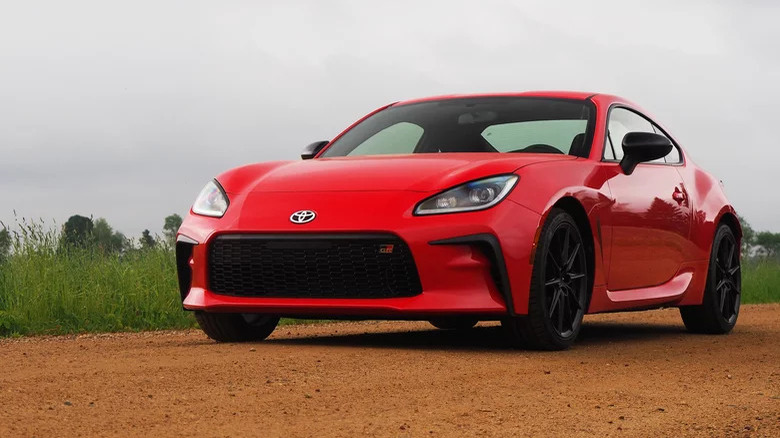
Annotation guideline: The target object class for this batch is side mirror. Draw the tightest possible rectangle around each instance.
[619,132,673,175]
[301,141,329,160]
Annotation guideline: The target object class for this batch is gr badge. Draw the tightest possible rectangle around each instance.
[378,244,394,254]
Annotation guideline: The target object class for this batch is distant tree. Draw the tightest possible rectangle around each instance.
[62,215,94,248]
[163,214,183,245]
[0,228,10,263]
[738,215,755,254]
[737,214,755,257]
[92,218,127,253]
[755,231,780,258]
[140,229,156,250]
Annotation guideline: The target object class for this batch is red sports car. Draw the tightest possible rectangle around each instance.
[177,91,742,350]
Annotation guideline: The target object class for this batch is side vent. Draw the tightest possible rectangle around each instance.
[175,240,195,302]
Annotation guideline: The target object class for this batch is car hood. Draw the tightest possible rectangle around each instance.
[217,153,576,193]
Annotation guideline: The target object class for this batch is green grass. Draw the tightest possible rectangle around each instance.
[0,245,194,336]
[742,259,780,304]
[0,220,778,337]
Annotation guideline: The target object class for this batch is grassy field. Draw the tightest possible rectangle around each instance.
[0,226,778,337]
[742,259,780,304]
[0,242,193,337]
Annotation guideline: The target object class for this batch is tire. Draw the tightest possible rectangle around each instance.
[428,317,478,330]
[502,208,589,350]
[680,224,741,334]
[195,312,280,342]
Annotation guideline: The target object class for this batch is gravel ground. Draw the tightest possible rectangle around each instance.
[1,304,779,437]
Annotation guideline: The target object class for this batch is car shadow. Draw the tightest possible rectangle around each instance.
[265,320,688,352]
[578,320,687,346]
[269,324,508,351]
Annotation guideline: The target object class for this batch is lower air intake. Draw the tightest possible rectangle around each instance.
[208,234,422,299]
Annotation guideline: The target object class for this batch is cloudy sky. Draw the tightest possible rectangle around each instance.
[1,0,778,237]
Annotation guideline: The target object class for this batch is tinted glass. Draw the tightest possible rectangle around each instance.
[347,122,423,156]
[607,108,653,160]
[606,107,683,163]
[321,97,594,157]
[481,120,588,153]
[652,125,682,163]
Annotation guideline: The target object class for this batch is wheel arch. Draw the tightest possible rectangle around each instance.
[717,209,742,243]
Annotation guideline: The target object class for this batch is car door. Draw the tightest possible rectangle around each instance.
[602,107,691,291]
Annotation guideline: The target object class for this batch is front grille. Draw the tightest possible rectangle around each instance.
[208,234,423,298]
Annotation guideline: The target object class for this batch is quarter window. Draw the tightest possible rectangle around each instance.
[652,125,682,163]
[606,107,682,164]
[606,108,653,160]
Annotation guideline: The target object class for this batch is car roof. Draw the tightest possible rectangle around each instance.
[393,91,600,106]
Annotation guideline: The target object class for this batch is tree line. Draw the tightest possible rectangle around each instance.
[0,213,183,260]
[739,215,780,258]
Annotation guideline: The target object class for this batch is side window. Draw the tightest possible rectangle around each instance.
[603,139,616,160]
[606,108,682,164]
[651,125,682,163]
[606,108,653,160]
[347,122,424,156]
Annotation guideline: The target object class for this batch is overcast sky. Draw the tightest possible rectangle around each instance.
[1,0,778,237]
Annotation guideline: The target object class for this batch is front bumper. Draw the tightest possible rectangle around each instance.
[177,190,542,317]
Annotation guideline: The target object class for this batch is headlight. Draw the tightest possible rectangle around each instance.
[192,180,229,217]
[414,175,518,215]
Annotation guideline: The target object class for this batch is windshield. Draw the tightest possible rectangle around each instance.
[321,97,594,158]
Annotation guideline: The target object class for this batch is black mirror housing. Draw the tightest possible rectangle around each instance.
[301,141,329,160]
[619,132,673,175]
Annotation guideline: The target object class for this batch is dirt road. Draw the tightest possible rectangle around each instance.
[1,305,778,437]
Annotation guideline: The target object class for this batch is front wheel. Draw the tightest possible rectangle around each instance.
[680,224,741,334]
[195,312,280,342]
[503,208,589,350]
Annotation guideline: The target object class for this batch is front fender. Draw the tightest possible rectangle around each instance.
[508,160,615,299]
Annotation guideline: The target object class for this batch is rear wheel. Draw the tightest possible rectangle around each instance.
[428,317,478,330]
[195,312,280,342]
[503,208,589,350]
[680,224,741,334]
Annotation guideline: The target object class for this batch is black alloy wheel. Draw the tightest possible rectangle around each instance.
[680,224,741,334]
[713,229,741,324]
[544,220,588,338]
[503,208,589,350]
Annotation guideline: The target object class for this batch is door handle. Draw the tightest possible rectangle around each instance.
[672,187,687,204]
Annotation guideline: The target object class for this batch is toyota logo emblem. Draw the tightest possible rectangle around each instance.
[290,210,316,224]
